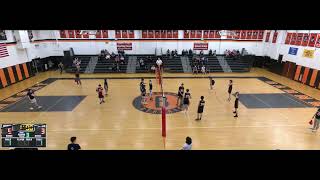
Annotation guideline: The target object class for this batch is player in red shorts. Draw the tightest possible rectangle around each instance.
[96,84,105,104]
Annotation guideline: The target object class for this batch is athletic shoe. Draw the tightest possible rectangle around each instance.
[233,111,236,113]
[38,106,42,109]
[29,107,34,110]
[234,115,238,117]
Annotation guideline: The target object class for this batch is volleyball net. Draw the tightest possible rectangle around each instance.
[155,67,166,139]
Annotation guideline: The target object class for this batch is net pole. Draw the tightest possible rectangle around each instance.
[157,66,166,149]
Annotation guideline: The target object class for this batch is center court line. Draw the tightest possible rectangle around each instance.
[47,124,307,132]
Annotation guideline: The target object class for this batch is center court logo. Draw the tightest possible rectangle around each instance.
[132,92,183,114]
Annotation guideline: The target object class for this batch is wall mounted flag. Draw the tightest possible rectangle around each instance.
[302,49,315,58]
[288,47,298,55]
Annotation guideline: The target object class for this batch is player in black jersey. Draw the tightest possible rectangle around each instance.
[183,89,191,112]
[149,80,153,100]
[140,78,147,104]
[75,72,81,85]
[233,92,239,117]
[210,77,215,90]
[227,80,233,101]
[196,96,205,120]
[177,83,184,107]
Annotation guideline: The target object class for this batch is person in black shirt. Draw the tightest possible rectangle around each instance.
[311,108,320,132]
[196,96,205,120]
[27,89,42,110]
[210,77,215,90]
[227,80,233,101]
[233,92,239,118]
[140,78,146,104]
[67,137,81,151]
[149,80,153,100]
[183,89,191,112]
[177,83,184,107]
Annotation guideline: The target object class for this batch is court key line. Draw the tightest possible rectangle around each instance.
[47,124,307,132]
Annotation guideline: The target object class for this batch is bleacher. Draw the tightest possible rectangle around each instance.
[66,56,91,73]
[135,55,156,73]
[162,55,184,73]
[190,55,224,73]
[93,56,128,73]
[224,56,250,72]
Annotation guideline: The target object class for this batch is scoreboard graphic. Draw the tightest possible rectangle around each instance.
[1,124,46,148]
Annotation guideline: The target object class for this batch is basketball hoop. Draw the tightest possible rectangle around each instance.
[218,30,236,38]
[80,30,97,35]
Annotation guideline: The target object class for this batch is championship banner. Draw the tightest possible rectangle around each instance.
[102,30,108,38]
[160,30,167,38]
[215,30,221,38]
[60,30,67,38]
[258,30,264,39]
[117,43,132,50]
[148,30,154,38]
[285,33,291,44]
[116,30,122,38]
[184,30,190,38]
[290,33,297,45]
[296,33,303,46]
[68,30,75,38]
[235,30,241,39]
[252,30,258,39]
[240,30,247,39]
[167,30,173,38]
[315,34,320,48]
[190,30,196,38]
[246,30,252,39]
[302,49,315,58]
[288,47,298,55]
[95,30,102,38]
[193,43,208,50]
[121,30,128,38]
[302,33,309,46]
[173,30,178,38]
[308,33,317,47]
[128,30,134,38]
[209,30,215,38]
[265,32,270,42]
[155,30,160,38]
[196,30,202,38]
[203,30,209,38]
[272,31,278,43]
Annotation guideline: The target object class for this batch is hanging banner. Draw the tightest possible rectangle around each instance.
[203,30,209,38]
[115,30,122,38]
[240,30,247,39]
[167,30,173,38]
[265,32,270,42]
[193,43,208,50]
[160,30,167,38]
[302,49,315,58]
[155,30,160,38]
[148,30,154,38]
[121,30,128,38]
[128,30,135,38]
[246,30,252,39]
[288,47,298,55]
[102,30,108,38]
[184,30,190,38]
[285,33,292,44]
[235,30,241,39]
[252,30,258,39]
[209,30,215,38]
[301,33,309,46]
[190,30,196,38]
[258,30,264,39]
[290,33,297,45]
[272,31,278,43]
[117,43,132,50]
[296,33,303,46]
[173,30,178,38]
[315,34,320,48]
[308,33,317,47]
[60,30,67,38]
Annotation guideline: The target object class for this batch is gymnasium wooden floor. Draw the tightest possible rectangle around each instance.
[0,68,320,150]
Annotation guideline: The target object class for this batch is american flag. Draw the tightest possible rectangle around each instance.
[0,43,9,58]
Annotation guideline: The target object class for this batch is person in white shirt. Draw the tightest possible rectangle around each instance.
[201,66,206,74]
[181,137,192,150]
[156,58,163,69]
